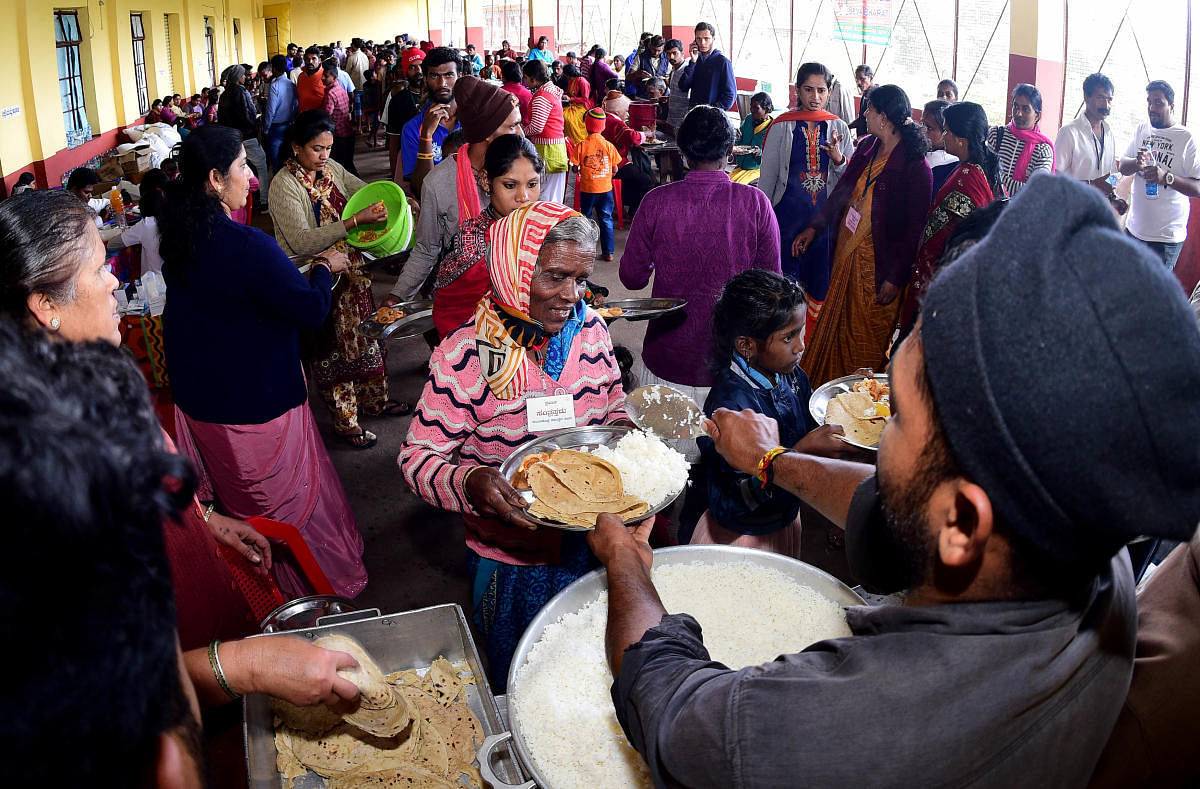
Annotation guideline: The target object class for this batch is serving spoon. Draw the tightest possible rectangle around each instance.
[624,384,710,439]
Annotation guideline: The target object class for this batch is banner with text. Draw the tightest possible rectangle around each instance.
[833,0,893,46]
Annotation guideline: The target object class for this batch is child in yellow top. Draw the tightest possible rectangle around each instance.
[570,107,622,260]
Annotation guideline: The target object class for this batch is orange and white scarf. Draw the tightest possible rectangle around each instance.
[474,201,581,400]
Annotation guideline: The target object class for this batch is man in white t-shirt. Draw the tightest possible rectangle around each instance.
[1056,73,1127,214]
[1119,79,1200,269]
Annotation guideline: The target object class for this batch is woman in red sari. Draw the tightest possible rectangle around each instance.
[900,101,1003,334]
[433,135,544,337]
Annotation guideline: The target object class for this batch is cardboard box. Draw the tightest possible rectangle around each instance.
[97,158,124,182]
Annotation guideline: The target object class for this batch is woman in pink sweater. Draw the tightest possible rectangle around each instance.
[521,60,569,204]
[399,202,625,688]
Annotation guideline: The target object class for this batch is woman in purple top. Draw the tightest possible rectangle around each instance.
[619,104,781,407]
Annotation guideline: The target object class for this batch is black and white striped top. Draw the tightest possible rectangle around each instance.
[987,126,1054,196]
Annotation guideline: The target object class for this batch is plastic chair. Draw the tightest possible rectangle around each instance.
[216,515,336,622]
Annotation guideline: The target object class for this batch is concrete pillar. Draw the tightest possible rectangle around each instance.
[465,0,484,49]
[1007,0,1065,134]
[528,0,555,52]
[427,0,444,45]
[662,0,700,47]
[662,0,698,46]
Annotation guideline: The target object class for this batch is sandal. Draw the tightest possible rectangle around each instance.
[337,429,378,450]
[375,400,412,418]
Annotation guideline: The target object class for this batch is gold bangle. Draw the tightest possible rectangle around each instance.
[202,502,216,523]
[417,152,435,160]
[208,640,242,700]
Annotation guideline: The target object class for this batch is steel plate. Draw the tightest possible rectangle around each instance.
[596,297,687,322]
[808,373,890,451]
[496,425,687,531]
[357,298,435,341]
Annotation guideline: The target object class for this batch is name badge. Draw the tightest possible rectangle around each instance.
[526,393,577,432]
[844,204,862,234]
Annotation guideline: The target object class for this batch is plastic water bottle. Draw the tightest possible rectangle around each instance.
[1144,148,1159,200]
[110,188,127,225]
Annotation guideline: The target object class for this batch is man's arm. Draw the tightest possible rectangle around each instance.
[588,516,664,674]
[387,172,443,301]
[704,408,873,527]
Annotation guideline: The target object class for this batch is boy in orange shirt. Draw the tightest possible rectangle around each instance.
[571,107,622,260]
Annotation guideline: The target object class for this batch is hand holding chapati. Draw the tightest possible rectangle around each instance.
[467,466,538,529]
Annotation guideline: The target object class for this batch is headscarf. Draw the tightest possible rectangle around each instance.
[474,201,586,400]
[1006,122,1057,182]
[567,76,594,109]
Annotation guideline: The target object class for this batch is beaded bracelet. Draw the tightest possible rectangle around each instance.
[755,446,788,489]
[208,640,241,700]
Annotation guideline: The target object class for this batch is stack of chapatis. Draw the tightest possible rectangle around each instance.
[525,449,649,527]
[273,639,484,789]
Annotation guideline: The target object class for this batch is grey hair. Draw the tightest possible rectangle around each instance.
[0,190,95,323]
[544,214,600,250]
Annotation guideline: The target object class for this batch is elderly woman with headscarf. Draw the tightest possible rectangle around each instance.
[399,202,627,689]
[269,109,406,449]
[385,76,523,304]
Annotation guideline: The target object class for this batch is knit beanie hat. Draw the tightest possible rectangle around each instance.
[400,48,425,74]
[921,171,1200,572]
[453,76,520,143]
[585,107,607,134]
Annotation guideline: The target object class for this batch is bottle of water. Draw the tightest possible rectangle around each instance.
[1144,148,1159,200]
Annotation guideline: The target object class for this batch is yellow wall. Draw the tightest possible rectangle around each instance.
[1,0,263,180]
[284,0,424,49]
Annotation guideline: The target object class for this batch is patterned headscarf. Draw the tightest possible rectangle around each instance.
[474,201,584,400]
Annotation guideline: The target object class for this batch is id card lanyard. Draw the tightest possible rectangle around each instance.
[845,145,882,234]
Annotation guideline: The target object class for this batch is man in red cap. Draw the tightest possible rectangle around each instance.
[384,49,425,177]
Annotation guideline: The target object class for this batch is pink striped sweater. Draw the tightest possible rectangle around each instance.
[399,309,626,565]
[524,83,566,144]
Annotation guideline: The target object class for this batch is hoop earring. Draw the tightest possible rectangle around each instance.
[49,316,60,331]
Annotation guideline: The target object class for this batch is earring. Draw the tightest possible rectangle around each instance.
[49,316,60,330]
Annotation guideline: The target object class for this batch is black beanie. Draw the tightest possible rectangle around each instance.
[921,172,1200,571]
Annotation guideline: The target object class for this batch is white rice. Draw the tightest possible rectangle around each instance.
[589,430,689,507]
[509,561,852,789]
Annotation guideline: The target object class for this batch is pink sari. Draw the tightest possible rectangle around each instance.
[174,400,367,599]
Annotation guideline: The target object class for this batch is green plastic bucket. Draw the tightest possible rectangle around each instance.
[341,180,413,256]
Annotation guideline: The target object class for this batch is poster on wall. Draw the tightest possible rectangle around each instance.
[833,0,893,46]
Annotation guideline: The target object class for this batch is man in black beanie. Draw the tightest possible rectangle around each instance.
[588,172,1200,787]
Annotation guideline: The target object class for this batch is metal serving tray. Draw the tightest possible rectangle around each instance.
[496,425,688,531]
[242,603,525,788]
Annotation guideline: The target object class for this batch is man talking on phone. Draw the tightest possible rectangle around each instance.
[678,22,736,111]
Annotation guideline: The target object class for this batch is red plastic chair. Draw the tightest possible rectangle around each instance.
[216,516,336,622]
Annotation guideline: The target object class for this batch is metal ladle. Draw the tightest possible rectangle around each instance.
[624,384,710,439]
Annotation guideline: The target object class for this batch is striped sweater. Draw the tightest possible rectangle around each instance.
[987,125,1053,197]
[525,83,566,144]
[399,309,626,565]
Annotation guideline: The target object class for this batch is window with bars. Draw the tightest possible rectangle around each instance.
[265,17,280,57]
[203,16,216,85]
[131,13,149,115]
[55,10,87,132]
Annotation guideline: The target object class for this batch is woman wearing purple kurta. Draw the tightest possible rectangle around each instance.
[619,105,781,436]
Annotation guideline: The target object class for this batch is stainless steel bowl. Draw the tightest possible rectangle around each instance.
[482,546,865,788]
[496,425,687,531]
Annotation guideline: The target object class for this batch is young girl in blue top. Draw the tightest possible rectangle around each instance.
[692,270,846,555]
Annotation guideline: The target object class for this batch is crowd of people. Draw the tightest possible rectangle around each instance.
[3,17,1200,788]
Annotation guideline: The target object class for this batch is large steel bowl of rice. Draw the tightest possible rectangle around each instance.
[483,546,864,789]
